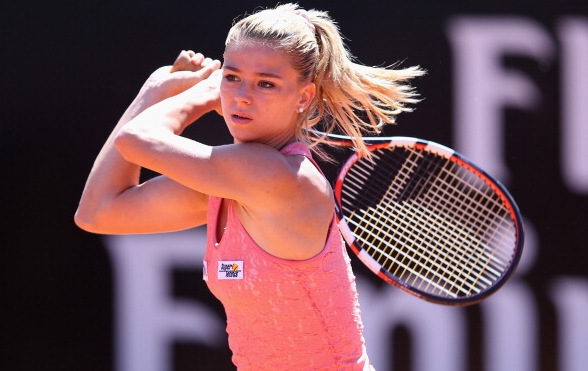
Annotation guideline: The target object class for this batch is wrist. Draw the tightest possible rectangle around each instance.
[179,83,219,118]
[188,80,221,114]
[136,80,170,106]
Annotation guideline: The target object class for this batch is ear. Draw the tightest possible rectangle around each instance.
[298,82,316,111]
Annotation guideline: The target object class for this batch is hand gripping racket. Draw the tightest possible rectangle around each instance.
[316,131,524,305]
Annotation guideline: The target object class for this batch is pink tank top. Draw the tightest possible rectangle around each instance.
[204,142,374,371]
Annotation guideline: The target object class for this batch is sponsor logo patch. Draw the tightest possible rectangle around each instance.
[217,261,244,279]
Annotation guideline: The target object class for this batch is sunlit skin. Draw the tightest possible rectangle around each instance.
[72,4,422,367]
[75,47,333,260]
[221,40,316,149]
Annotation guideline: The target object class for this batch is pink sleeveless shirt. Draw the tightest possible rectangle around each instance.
[204,142,373,371]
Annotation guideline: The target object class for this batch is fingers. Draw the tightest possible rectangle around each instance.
[163,56,221,94]
[190,56,222,82]
[170,50,220,73]
[170,50,191,72]
[144,50,221,101]
[178,59,221,87]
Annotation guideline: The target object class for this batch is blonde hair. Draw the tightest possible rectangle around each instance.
[225,3,425,159]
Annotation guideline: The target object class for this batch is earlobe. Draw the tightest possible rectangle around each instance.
[299,82,316,111]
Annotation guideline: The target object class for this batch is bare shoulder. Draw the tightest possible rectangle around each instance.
[235,148,335,260]
[234,143,332,208]
[213,143,328,203]
[285,153,333,203]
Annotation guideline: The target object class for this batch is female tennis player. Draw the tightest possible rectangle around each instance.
[75,4,423,370]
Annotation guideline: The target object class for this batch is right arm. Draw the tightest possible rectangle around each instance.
[74,52,221,234]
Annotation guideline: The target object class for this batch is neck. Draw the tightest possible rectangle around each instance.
[234,131,298,150]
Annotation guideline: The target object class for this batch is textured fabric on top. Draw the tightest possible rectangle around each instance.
[204,141,374,371]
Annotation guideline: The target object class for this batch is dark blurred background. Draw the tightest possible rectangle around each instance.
[2,0,587,370]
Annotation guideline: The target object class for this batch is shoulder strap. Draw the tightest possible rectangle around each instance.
[280,142,325,176]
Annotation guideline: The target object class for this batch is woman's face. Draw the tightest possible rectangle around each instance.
[220,40,315,148]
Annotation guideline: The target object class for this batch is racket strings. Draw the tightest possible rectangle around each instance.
[341,146,518,298]
[344,149,424,270]
[413,159,516,285]
[344,151,486,295]
[346,183,495,296]
[383,160,513,297]
[439,165,516,250]
[389,160,485,294]
[390,153,488,294]
[344,151,486,296]
[347,202,489,296]
[441,165,518,292]
[437,164,518,281]
[418,161,512,295]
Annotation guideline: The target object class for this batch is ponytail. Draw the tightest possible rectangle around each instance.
[303,7,425,159]
[227,3,425,160]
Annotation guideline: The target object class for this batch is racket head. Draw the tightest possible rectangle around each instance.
[334,137,524,305]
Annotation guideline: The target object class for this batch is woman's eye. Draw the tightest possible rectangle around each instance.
[225,74,239,82]
[258,81,275,89]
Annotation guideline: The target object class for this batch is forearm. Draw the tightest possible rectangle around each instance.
[128,70,220,134]
[113,81,218,165]
[75,53,221,232]
[74,86,162,229]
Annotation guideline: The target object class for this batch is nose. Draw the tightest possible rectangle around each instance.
[235,83,252,105]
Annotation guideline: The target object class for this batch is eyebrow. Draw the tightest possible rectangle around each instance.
[223,65,283,79]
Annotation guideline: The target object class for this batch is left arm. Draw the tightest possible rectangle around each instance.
[75,52,221,234]
[115,69,300,207]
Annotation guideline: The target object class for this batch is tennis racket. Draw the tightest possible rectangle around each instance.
[314,131,524,305]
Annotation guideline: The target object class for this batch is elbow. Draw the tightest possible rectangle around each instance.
[74,210,114,235]
[113,127,139,160]
[114,126,160,164]
[74,206,101,234]
[74,198,113,234]
[74,209,93,233]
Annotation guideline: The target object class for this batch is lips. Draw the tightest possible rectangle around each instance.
[231,112,253,124]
